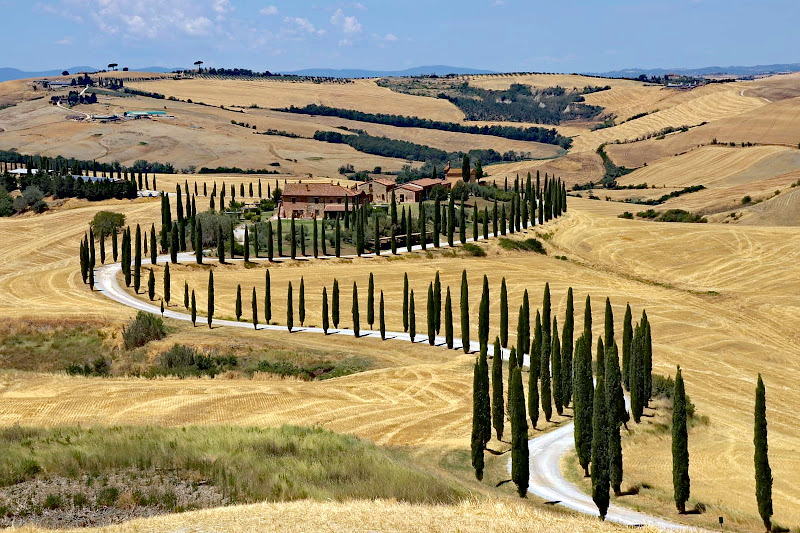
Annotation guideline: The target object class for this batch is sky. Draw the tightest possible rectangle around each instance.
[2,0,799,73]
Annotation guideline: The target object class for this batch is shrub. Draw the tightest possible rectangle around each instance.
[636,209,658,219]
[652,374,696,419]
[618,211,634,219]
[123,312,166,350]
[153,344,237,378]
[91,211,126,235]
[22,186,44,206]
[498,237,546,254]
[461,243,486,257]
[741,195,752,204]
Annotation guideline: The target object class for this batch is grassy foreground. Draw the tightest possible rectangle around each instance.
[0,425,462,527]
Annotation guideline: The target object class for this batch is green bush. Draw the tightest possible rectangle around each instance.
[618,211,634,219]
[651,374,696,419]
[153,344,237,378]
[498,237,546,254]
[90,211,126,236]
[461,243,486,257]
[122,312,166,350]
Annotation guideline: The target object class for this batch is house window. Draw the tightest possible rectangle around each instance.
[314,197,319,203]
[337,198,342,203]
[291,197,296,203]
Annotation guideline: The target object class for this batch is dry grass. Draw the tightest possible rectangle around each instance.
[15,498,663,533]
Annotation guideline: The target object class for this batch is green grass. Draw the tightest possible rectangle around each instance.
[498,237,546,254]
[0,425,463,505]
[0,324,106,372]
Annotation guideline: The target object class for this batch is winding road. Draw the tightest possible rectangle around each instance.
[93,242,690,530]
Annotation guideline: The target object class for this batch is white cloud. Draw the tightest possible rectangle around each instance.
[54,36,72,45]
[338,38,352,47]
[213,0,231,13]
[489,0,505,6]
[260,5,278,15]
[283,16,325,36]
[331,8,361,34]
[383,33,398,42]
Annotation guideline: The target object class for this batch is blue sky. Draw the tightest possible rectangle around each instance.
[3,0,798,72]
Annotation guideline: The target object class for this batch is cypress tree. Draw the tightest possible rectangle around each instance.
[299,277,305,326]
[509,196,516,234]
[183,281,189,309]
[472,203,478,241]
[434,271,442,334]
[528,311,542,429]
[520,290,530,364]
[596,337,605,380]
[447,195,455,247]
[286,281,293,332]
[604,298,614,356]
[163,264,171,306]
[483,206,489,240]
[591,376,610,520]
[367,273,375,329]
[541,328,552,422]
[406,208,413,253]
[471,355,486,481]
[491,337,504,440]
[267,221,274,261]
[427,282,435,345]
[112,230,118,262]
[509,366,529,497]
[276,215,284,257]
[265,270,271,324]
[515,304,526,365]
[322,286,330,334]
[352,282,360,337]
[461,270,470,353]
[606,342,624,496]
[170,225,178,264]
[433,199,440,247]
[321,218,327,256]
[408,289,416,342]
[562,287,574,407]
[207,270,214,328]
[390,223,397,255]
[552,318,563,415]
[643,313,653,407]
[672,366,690,514]
[500,204,506,235]
[191,290,196,326]
[147,268,155,300]
[542,282,551,341]
[290,215,297,259]
[402,273,409,332]
[300,224,306,257]
[630,324,643,423]
[754,374,773,533]
[332,279,340,328]
[99,231,105,264]
[622,303,633,390]
[379,291,385,340]
[445,287,454,349]
[500,278,508,348]
[584,296,592,343]
[134,225,142,293]
[235,284,242,321]
[479,275,489,348]
[492,198,498,236]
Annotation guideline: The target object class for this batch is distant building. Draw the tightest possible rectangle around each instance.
[357,177,396,203]
[408,177,450,199]
[279,182,365,219]
[394,182,423,204]
[443,161,475,186]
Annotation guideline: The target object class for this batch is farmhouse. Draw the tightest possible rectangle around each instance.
[409,177,450,199]
[443,162,474,186]
[395,182,423,204]
[357,177,396,203]
[279,182,364,219]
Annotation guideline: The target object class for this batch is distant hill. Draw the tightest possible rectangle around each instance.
[279,65,496,78]
[592,63,800,79]
[0,66,178,83]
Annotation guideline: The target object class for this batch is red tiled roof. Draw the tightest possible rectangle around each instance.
[283,182,356,197]
[396,182,423,191]
[372,177,396,186]
[410,178,448,188]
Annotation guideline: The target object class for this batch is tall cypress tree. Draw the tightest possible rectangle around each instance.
[112,229,118,262]
[528,312,541,429]
[335,217,341,257]
[754,374,773,533]
[541,328,552,422]
[427,282,435,345]
[207,270,214,329]
[408,289,415,343]
[264,270,271,324]
[630,323,643,423]
[150,225,157,265]
[552,318,563,415]
[402,272,409,332]
[591,376,610,520]
[447,195,455,247]
[491,337,504,440]
[290,215,297,259]
[434,271,442,334]
[643,313,653,407]
[299,277,305,326]
[147,268,155,300]
[170,224,178,264]
[478,275,489,348]
[195,220,203,265]
[606,342,624,496]
[574,334,594,476]
[445,287,454,349]
[604,298,614,356]
[379,291,385,340]
[672,366,690,514]
[596,337,605,380]
[277,215,283,256]
[584,295,592,343]
[433,199,441,248]
[471,355,486,481]
[184,281,189,309]
[509,366,529,497]
[352,281,360,337]
[562,287,574,407]
[332,279,340,328]
[286,281,293,332]
[367,273,375,329]
[134,225,142,293]
[461,270,470,353]
[322,287,329,334]
[191,290,196,327]
[163,263,171,306]
[500,278,509,348]
[622,303,633,390]
[542,283,551,342]
[235,284,242,321]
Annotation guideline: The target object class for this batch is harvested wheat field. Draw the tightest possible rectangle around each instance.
[16,498,662,533]
[126,78,466,122]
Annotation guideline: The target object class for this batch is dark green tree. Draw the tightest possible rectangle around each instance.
[461,270,470,353]
[322,287,329,334]
[596,337,605,380]
[541,327,552,422]
[542,282,551,341]
[408,289,415,343]
[170,224,178,264]
[147,268,155,300]
[286,281,293,332]
[500,278,508,348]
[606,342,624,496]
[299,277,305,326]
[134,225,142,293]
[491,336,504,440]
[622,303,633,390]
[332,279,340,328]
[367,273,375,329]
[552,318,563,415]
[379,290,385,340]
[434,271,442,334]
[754,374,773,532]
[574,334,594,476]
[235,284,242,321]
[509,366,529,497]
[252,287,258,329]
[584,295,592,344]
[244,226,250,262]
[207,270,214,329]
[352,281,360,337]
[403,272,409,332]
[150,225,157,265]
[591,376,610,520]
[191,290,196,327]
[163,263,171,306]
[265,270,271,324]
[471,355,486,480]
[672,366,690,514]
[478,275,489,348]
[184,281,189,309]
[562,287,574,407]
[445,287,454,349]
[427,282,435,345]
